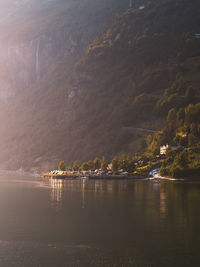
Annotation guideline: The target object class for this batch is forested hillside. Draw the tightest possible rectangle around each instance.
[0,0,200,171]
[63,0,200,167]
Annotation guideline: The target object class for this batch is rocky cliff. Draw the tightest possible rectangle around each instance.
[0,0,127,101]
[0,0,129,170]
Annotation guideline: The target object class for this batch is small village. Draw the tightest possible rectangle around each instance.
[41,144,172,180]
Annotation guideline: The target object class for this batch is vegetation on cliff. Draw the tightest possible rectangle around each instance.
[0,0,200,172]
[64,0,200,171]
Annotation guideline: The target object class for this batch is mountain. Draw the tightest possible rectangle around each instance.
[0,0,128,170]
[60,0,200,166]
[0,0,200,171]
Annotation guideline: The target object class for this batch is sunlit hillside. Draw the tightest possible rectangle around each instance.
[0,0,128,171]
[0,0,200,172]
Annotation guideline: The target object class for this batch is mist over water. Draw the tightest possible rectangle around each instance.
[0,173,199,266]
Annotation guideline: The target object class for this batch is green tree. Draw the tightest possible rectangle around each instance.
[87,160,94,170]
[58,160,66,171]
[111,157,119,172]
[72,161,80,171]
[119,154,126,171]
[146,135,153,148]
[67,166,72,171]
[188,133,198,147]
[146,133,161,155]
[126,156,135,173]
[176,108,185,126]
[190,122,198,136]
[101,157,108,171]
[185,86,195,103]
[185,103,200,125]
[118,154,134,172]
[175,151,188,168]
[93,157,101,169]
[167,108,176,122]
[81,162,90,171]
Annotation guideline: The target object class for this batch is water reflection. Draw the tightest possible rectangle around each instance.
[0,175,200,266]
[46,179,139,210]
[160,189,167,218]
[45,178,197,228]
[81,180,86,209]
[50,179,64,211]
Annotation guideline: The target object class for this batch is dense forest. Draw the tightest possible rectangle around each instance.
[63,0,200,170]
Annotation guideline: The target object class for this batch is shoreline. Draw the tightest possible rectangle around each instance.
[149,169,200,181]
[1,169,199,182]
[40,173,146,180]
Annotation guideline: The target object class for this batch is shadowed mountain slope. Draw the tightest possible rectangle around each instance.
[0,0,200,171]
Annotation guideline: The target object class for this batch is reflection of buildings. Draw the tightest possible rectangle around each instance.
[152,182,167,218]
[81,180,86,209]
[160,191,167,218]
[50,179,64,211]
[93,180,126,193]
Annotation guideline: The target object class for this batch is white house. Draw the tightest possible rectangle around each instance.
[160,144,169,155]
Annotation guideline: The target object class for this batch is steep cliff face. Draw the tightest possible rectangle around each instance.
[0,31,78,100]
[0,0,129,170]
[0,0,127,101]
[0,0,73,100]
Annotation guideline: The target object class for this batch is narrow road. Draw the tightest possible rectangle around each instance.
[121,127,159,133]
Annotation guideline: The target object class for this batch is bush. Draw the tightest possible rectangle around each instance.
[58,160,66,171]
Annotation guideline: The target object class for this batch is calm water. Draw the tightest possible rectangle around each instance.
[0,172,199,267]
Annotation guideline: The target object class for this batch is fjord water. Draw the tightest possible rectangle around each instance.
[0,172,200,266]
